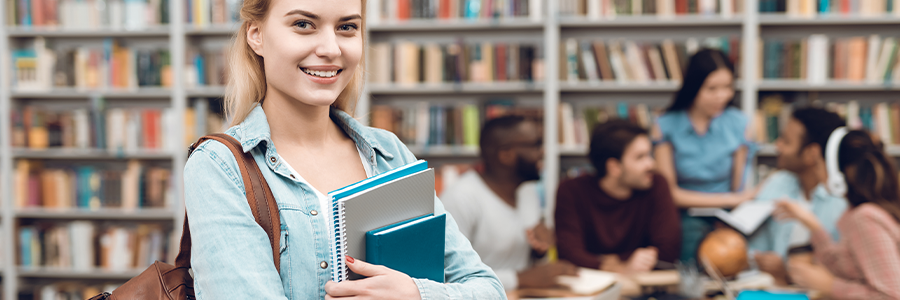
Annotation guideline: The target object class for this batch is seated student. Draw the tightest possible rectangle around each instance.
[556,120,681,274]
[441,115,577,291]
[748,108,848,285]
[778,129,900,299]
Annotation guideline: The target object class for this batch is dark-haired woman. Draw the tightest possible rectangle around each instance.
[652,49,757,263]
[776,130,900,299]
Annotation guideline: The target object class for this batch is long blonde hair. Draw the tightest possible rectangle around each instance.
[225,0,367,126]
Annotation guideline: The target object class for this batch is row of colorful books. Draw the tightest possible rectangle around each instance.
[186,48,227,87]
[558,102,662,148]
[13,38,172,91]
[14,160,172,209]
[19,222,169,271]
[760,34,900,84]
[369,41,544,85]
[186,0,242,27]
[562,36,740,83]
[759,0,899,14]
[560,0,743,17]
[370,100,542,148]
[756,95,900,146]
[7,0,170,29]
[11,102,174,152]
[369,0,541,22]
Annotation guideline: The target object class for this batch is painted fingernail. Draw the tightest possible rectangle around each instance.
[346,256,355,264]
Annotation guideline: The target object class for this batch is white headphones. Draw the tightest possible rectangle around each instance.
[825,127,849,197]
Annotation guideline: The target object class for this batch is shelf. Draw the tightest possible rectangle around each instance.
[368,18,543,32]
[368,82,543,95]
[408,145,479,158]
[757,80,899,91]
[561,15,744,27]
[16,208,175,220]
[759,14,900,25]
[11,87,172,99]
[7,26,170,38]
[185,24,241,36]
[756,144,900,156]
[187,86,227,98]
[18,267,143,280]
[560,81,682,92]
[13,149,174,160]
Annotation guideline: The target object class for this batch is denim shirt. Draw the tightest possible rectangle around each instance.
[184,105,505,299]
[655,107,756,193]
[747,170,848,258]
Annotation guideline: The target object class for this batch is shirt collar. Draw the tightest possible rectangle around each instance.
[236,105,392,163]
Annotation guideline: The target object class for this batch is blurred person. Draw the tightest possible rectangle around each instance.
[442,115,578,291]
[183,0,505,298]
[748,108,848,286]
[777,129,900,299]
[556,120,681,274]
[653,49,757,263]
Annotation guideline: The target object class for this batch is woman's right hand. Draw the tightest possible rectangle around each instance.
[773,200,822,232]
[325,256,421,300]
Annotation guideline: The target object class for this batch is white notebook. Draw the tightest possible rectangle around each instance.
[688,201,776,235]
[330,168,435,282]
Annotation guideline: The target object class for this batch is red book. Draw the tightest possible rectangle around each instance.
[840,0,850,14]
[398,0,411,20]
[32,0,45,26]
[28,174,42,207]
[496,44,507,81]
[439,0,451,18]
[142,110,160,149]
[676,0,689,14]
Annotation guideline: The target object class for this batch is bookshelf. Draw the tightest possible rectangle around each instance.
[2,0,899,299]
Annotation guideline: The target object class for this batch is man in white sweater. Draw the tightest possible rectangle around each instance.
[441,115,577,291]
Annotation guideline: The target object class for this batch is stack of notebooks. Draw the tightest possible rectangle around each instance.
[329,160,445,283]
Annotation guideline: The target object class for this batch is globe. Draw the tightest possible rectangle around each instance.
[698,228,749,278]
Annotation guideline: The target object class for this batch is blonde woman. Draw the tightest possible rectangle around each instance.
[183,0,505,299]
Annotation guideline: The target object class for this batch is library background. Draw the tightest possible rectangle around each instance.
[0,0,899,298]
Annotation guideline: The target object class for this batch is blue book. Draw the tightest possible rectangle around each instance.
[328,160,427,201]
[737,291,809,300]
[366,214,446,283]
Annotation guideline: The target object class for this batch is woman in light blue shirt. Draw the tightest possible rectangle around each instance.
[183,0,505,299]
[653,49,757,263]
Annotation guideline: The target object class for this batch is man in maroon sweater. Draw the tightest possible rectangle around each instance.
[555,119,681,274]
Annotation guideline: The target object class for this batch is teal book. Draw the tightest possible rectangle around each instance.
[366,214,446,283]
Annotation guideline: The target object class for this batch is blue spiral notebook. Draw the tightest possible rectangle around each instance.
[366,213,446,283]
[329,160,436,282]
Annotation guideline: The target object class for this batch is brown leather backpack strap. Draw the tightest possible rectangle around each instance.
[184,134,282,273]
[174,214,192,269]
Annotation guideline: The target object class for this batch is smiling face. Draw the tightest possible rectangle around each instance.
[247,0,363,108]
[692,68,735,118]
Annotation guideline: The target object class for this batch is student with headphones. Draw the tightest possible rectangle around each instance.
[775,128,900,299]
[182,0,505,299]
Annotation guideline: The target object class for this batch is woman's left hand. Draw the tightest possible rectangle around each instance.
[773,200,822,232]
[788,261,834,296]
[325,256,422,300]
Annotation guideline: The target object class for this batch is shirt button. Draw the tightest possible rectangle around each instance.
[289,174,296,179]
[270,157,277,163]
[320,261,328,269]
[310,210,318,216]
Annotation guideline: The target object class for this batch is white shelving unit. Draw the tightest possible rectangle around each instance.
[1,0,899,298]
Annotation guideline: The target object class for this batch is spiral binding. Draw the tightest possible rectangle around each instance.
[332,200,349,282]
